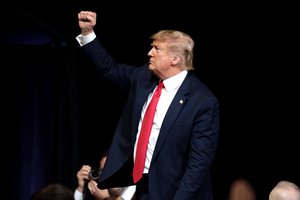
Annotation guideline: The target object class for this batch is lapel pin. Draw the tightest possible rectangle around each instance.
[179,99,184,104]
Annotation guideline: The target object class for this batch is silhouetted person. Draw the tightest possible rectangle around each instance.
[74,151,135,200]
[32,183,74,200]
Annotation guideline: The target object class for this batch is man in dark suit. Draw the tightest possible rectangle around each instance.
[76,11,220,200]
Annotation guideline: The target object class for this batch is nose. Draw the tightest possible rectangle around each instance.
[148,48,153,56]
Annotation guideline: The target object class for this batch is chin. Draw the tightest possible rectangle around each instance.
[148,64,154,70]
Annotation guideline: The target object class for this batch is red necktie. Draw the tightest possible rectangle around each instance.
[133,80,164,183]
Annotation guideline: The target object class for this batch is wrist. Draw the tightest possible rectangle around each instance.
[77,186,84,192]
[81,29,94,36]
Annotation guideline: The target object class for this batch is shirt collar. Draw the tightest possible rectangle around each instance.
[162,70,187,92]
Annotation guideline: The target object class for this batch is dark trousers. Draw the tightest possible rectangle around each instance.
[134,174,149,200]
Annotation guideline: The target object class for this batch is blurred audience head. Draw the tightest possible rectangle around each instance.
[269,180,300,200]
[228,178,256,200]
[31,183,74,200]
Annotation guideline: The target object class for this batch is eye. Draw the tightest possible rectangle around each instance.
[151,44,160,51]
[154,46,161,51]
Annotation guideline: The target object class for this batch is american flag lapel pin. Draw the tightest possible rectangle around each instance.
[179,99,184,104]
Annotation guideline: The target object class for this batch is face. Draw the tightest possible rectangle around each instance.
[148,40,174,78]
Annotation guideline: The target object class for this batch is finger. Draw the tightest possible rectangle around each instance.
[88,182,92,191]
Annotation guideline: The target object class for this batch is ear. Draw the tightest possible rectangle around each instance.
[171,56,180,65]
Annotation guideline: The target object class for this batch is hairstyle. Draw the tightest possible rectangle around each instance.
[269,180,300,200]
[31,183,74,200]
[150,30,195,71]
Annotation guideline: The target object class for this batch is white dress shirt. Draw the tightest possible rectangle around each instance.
[134,70,187,174]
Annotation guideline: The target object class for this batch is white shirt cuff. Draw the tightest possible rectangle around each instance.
[76,32,96,46]
[74,189,84,200]
[120,185,136,200]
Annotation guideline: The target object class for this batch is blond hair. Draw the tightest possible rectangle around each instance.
[150,30,194,70]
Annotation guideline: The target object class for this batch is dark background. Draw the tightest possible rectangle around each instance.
[2,0,298,200]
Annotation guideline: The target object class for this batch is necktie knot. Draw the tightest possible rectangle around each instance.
[158,80,164,89]
[158,80,165,88]
[154,80,164,96]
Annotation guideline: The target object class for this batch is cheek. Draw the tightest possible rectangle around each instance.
[160,58,172,66]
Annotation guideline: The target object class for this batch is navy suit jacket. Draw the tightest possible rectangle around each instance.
[80,37,220,200]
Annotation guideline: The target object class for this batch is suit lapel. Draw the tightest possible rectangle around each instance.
[152,73,192,160]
